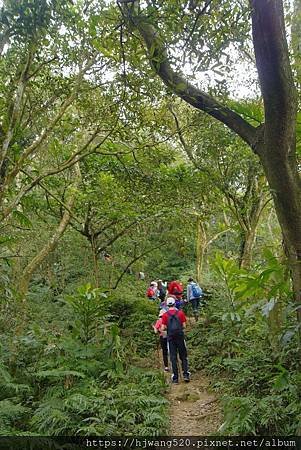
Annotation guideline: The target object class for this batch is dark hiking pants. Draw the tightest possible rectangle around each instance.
[168,333,189,381]
[190,297,200,313]
[160,336,169,367]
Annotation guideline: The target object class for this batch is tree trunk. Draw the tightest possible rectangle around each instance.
[292,0,301,86]
[196,216,206,283]
[18,164,81,297]
[268,300,283,352]
[239,227,256,269]
[239,190,267,269]
[18,209,72,297]
[258,149,301,324]
[251,0,301,324]
[90,234,100,288]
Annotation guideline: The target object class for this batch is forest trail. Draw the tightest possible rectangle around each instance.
[167,371,222,435]
[154,319,223,435]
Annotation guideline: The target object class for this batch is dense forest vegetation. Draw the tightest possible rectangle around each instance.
[0,0,300,439]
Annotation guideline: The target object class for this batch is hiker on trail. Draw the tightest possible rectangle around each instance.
[153,309,169,372]
[187,277,203,321]
[159,299,169,312]
[146,281,158,300]
[157,279,167,302]
[167,280,184,309]
[161,297,190,384]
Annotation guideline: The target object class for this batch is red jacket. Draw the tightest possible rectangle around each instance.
[167,280,183,299]
[161,308,186,326]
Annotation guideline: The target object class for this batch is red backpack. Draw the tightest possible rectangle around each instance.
[171,281,183,296]
[147,287,155,298]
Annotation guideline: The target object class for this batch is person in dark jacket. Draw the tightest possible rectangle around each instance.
[157,279,167,302]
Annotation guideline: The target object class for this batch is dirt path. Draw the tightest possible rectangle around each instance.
[149,318,222,435]
[154,320,223,435]
[167,370,222,435]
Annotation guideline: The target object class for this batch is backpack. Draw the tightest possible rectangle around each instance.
[191,283,202,298]
[158,286,166,301]
[171,281,183,296]
[167,311,183,337]
[147,287,155,298]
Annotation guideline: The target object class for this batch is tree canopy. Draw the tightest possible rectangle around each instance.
[0,0,300,439]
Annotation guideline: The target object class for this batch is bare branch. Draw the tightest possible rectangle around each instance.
[96,212,165,254]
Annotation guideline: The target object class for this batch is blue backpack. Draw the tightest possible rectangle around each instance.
[191,283,202,298]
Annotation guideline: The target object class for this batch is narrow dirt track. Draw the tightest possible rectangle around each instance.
[155,319,223,436]
[150,315,222,436]
[167,370,222,435]
[164,318,222,436]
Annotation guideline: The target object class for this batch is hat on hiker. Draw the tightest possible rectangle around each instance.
[150,281,157,286]
[166,297,175,306]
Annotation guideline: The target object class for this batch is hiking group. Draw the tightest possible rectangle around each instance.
[147,278,203,384]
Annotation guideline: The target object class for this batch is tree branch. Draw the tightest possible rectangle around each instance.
[18,163,81,296]
[205,228,233,248]
[96,212,165,254]
[110,242,166,291]
[183,0,212,50]
[169,106,196,163]
[1,60,95,196]
[1,125,117,220]
[0,48,34,176]
[124,7,258,147]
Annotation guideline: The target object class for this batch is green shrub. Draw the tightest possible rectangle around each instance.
[188,254,301,435]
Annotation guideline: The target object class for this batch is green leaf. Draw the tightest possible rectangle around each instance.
[35,369,86,379]
[12,210,32,228]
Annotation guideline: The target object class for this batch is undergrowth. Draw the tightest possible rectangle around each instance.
[188,253,301,435]
[0,284,168,436]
